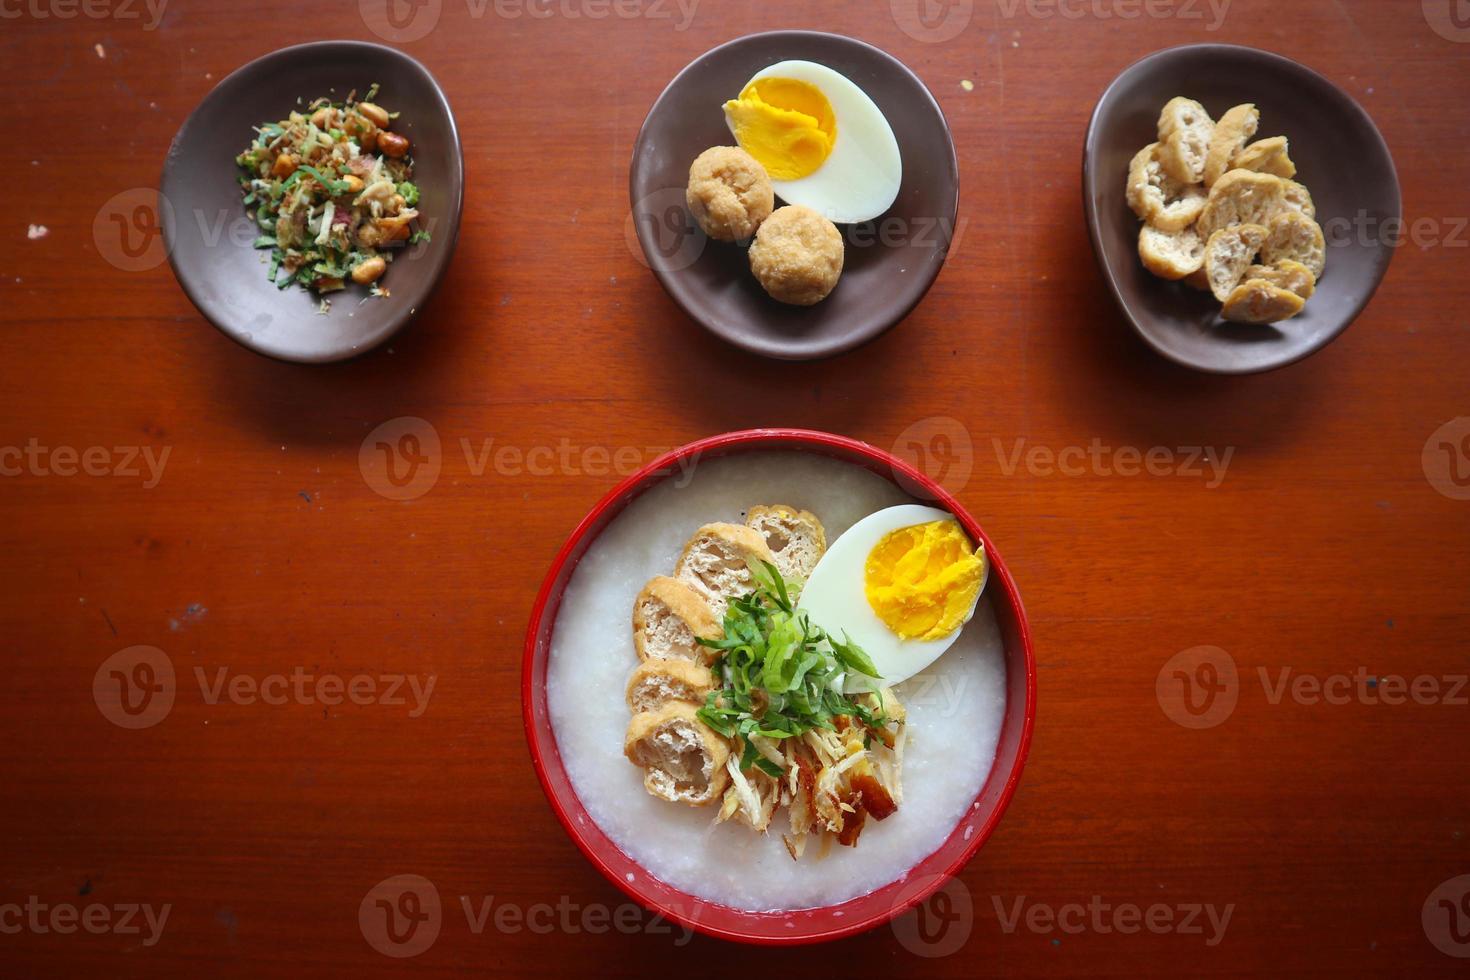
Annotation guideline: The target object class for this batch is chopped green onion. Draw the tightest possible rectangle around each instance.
[295,164,347,195]
[695,561,887,777]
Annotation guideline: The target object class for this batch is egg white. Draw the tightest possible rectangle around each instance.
[797,504,986,692]
[731,60,902,225]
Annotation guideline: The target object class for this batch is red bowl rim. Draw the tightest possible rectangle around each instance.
[520,428,1036,944]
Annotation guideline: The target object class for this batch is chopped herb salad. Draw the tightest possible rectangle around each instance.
[235,85,428,304]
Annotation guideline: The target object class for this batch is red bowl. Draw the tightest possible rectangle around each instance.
[521,429,1036,944]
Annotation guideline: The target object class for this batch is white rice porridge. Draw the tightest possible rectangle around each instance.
[546,451,1007,912]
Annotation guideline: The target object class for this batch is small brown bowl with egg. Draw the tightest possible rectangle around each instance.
[628,31,959,362]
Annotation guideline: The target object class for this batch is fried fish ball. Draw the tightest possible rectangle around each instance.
[748,205,844,306]
[685,146,773,242]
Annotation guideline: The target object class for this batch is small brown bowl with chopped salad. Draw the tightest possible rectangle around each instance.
[162,41,463,363]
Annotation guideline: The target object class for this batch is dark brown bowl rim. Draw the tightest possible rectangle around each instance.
[1082,42,1401,375]
[629,30,959,362]
[160,40,464,364]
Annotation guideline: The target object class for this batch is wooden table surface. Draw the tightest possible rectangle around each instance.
[3,0,1468,975]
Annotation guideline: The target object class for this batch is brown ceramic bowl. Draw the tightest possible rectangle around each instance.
[1084,44,1400,374]
[629,31,958,361]
[162,41,463,363]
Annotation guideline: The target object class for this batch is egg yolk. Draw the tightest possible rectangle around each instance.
[863,521,985,641]
[723,78,836,181]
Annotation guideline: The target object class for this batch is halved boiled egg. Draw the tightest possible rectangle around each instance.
[797,505,987,691]
[723,60,901,225]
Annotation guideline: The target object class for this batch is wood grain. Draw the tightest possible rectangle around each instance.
[1,0,1467,975]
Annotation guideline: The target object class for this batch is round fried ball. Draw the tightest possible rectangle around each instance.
[685,146,773,242]
[748,205,844,306]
